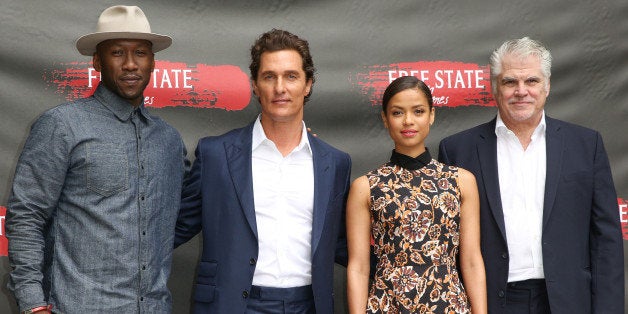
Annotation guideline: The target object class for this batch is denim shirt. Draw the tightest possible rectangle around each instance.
[7,84,188,313]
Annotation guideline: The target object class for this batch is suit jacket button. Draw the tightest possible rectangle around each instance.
[243,290,249,298]
[250,258,256,265]
[501,252,508,259]
[498,290,505,298]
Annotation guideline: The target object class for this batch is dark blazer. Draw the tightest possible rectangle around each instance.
[438,116,624,313]
[175,121,351,314]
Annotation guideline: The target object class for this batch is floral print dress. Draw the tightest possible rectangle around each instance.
[366,158,470,313]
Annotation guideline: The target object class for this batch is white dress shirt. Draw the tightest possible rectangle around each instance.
[496,112,546,282]
[251,116,314,287]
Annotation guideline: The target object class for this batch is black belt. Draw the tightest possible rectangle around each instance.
[249,285,314,301]
[507,279,546,289]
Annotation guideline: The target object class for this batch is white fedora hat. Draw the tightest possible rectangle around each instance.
[76,5,172,56]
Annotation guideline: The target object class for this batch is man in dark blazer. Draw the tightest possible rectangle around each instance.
[438,37,624,313]
[175,29,351,313]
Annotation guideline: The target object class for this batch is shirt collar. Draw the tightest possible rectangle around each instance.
[389,148,432,170]
[93,83,151,122]
[495,110,546,137]
[252,115,312,155]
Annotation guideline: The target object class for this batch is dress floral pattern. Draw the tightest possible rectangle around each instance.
[366,159,470,313]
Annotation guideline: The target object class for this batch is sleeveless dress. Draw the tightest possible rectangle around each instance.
[366,158,470,313]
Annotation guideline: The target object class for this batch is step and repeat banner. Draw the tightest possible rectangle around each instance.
[1,0,627,312]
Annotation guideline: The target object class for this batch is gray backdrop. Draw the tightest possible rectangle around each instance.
[1,0,626,313]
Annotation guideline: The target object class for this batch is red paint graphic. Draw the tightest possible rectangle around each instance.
[351,61,495,107]
[619,198,628,240]
[0,206,6,256]
[43,61,251,110]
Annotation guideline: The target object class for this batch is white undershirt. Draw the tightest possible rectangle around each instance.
[251,116,314,287]
[496,112,546,282]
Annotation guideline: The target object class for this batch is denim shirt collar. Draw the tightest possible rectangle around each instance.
[93,83,152,122]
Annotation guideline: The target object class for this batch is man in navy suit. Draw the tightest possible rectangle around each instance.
[175,29,351,313]
[438,37,624,313]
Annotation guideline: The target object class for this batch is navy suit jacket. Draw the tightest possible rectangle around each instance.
[438,116,624,313]
[175,122,351,314]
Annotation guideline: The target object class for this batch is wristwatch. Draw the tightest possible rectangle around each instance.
[21,305,53,314]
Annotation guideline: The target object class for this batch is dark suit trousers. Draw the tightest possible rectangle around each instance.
[245,285,315,314]
[505,279,551,314]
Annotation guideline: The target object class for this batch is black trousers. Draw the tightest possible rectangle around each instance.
[245,285,315,314]
[505,279,551,314]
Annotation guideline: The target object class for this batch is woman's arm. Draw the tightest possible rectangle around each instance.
[346,175,372,313]
[458,168,487,314]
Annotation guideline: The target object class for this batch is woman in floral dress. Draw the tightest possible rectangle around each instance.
[347,76,487,313]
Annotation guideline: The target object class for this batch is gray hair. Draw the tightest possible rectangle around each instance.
[489,37,552,95]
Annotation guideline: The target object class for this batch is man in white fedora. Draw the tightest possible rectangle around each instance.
[6,5,188,314]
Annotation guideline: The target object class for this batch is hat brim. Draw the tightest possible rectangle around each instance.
[76,32,172,56]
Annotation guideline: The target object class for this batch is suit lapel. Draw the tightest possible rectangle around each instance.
[226,123,258,237]
[477,119,508,241]
[309,134,333,255]
[542,117,563,229]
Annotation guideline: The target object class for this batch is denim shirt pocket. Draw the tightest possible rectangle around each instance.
[86,143,129,197]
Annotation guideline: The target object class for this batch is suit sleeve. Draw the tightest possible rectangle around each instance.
[335,153,352,266]
[438,138,453,164]
[175,139,205,247]
[590,132,624,313]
